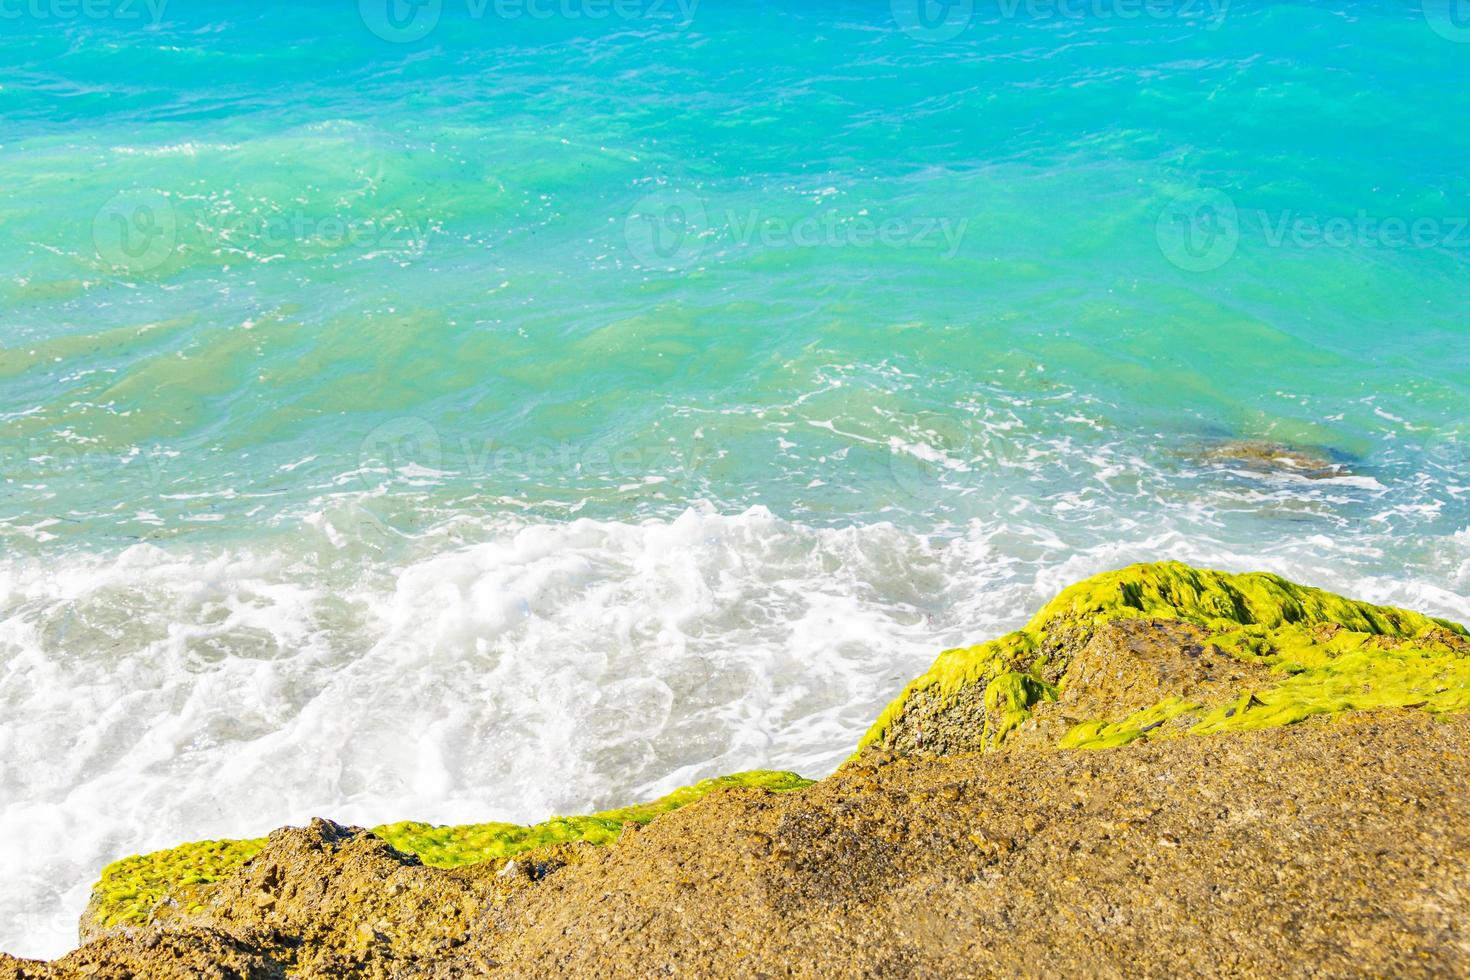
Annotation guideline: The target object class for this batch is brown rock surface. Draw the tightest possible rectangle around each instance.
[7,712,1469,978]
[1194,439,1349,480]
[0,928,282,979]
[1009,618,1278,749]
[865,618,1280,756]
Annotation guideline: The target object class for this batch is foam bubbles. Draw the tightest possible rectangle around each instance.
[0,507,975,957]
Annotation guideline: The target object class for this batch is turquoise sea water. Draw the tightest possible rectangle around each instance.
[1,0,1468,957]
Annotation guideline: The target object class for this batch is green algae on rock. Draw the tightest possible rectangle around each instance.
[87,770,811,935]
[861,561,1469,756]
[19,714,1470,978]
[1193,439,1352,480]
[1058,620,1470,749]
[69,562,1470,957]
[374,770,813,867]
[27,562,1470,979]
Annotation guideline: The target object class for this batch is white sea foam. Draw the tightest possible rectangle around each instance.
[1,504,1467,959]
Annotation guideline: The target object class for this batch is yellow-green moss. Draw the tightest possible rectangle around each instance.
[92,838,266,932]
[375,770,812,867]
[983,671,1058,747]
[91,563,1470,937]
[859,629,1040,752]
[92,770,811,931]
[860,561,1469,751]
[1060,622,1470,749]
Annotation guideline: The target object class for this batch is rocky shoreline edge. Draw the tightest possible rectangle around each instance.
[4,561,1468,978]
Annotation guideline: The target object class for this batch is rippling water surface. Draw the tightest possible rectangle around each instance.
[1,0,1467,957]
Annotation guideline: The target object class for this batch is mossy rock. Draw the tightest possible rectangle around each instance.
[860,561,1470,756]
[80,561,1470,947]
[85,770,812,938]
[1193,439,1351,479]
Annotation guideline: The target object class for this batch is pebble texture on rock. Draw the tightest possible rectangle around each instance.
[4,714,1468,978]
[862,561,1469,754]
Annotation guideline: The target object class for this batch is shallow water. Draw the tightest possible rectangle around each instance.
[1,0,1468,958]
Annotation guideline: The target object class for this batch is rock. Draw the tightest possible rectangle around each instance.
[1193,439,1351,480]
[492,713,1470,977]
[82,770,812,937]
[10,562,1470,978]
[0,929,281,980]
[171,817,487,975]
[861,561,1469,756]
